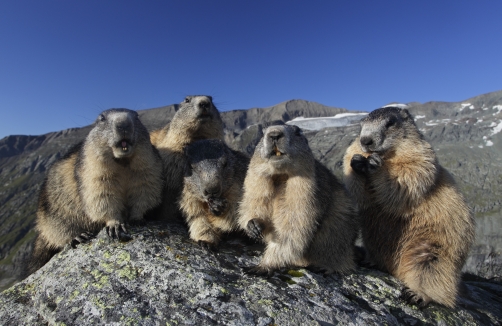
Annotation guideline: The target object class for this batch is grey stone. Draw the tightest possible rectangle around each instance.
[1,222,501,325]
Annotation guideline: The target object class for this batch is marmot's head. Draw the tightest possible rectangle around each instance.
[173,95,223,139]
[359,107,417,153]
[259,124,313,173]
[89,109,145,159]
[184,139,237,215]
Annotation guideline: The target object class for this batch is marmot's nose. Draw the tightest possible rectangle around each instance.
[360,136,373,146]
[116,120,133,135]
[199,101,210,112]
[204,184,221,197]
[267,129,283,142]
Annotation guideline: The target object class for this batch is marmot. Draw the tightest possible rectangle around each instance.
[29,109,164,273]
[151,95,224,221]
[179,139,250,249]
[343,106,475,308]
[238,124,358,276]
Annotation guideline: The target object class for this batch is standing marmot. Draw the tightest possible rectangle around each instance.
[343,106,475,308]
[239,124,358,276]
[29,109,164,273]
[151,95,224,221]
[179,139,250,249]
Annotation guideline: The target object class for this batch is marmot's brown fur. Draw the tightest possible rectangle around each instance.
[29,109,163,273]
[239,124,358,276]
[151,95,224,221]
[179,139,249,249]
[344,106,475,308]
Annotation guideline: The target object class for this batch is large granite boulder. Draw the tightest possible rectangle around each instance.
[1,222,501,325]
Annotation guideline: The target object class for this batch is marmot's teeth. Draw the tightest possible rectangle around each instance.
[122,147,128,152]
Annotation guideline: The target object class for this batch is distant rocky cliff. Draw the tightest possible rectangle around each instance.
[1,92,501,292]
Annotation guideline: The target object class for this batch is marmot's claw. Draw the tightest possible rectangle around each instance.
[105,223,129,240]
[246,219,264,240]
[105,225,116,239]
[368,153,383,169]
[198,240,217,252]
[208,197,227,216]
[71,232,95,248]
[243,265,274,277]
[400,288,429,309]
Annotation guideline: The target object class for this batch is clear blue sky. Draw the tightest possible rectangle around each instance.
[1,1,501,138]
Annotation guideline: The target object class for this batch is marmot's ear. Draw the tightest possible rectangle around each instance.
[183,160,193,177]
[291,125,303,136]
[400,108,412,120]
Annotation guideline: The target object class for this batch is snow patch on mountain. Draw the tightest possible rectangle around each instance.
[491,120,502,135]
[383,103,408,109]
[493,105,502,115]
[287,113,368,131]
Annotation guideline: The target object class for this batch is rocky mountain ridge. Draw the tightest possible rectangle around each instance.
[1,92,501,292]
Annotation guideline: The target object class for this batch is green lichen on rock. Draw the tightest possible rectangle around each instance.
[69,290,79,301]
[286,269,304,278]
[118,265,137,280]
[116,250,131,263]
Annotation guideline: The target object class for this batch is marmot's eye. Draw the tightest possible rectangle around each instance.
[385,119,396,128]
[99,114,106,122]
[184,97,190,103]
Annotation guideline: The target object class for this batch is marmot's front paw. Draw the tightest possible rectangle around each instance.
[198,240,217,252]
[207,197,228,216]
[70,232,95,248]
[243,265,275,277]
[246,219,264,240]
[105,221,130,241]
[350,154,369,175]
[400,287,430,309]
[367,153,383,170]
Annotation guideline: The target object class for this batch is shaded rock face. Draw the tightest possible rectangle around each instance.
[1,222,501,325]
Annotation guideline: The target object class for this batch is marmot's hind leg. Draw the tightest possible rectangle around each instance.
[399,240,457,308]
[188,217,221,251]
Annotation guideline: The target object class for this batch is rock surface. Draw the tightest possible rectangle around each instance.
[1,222,501,325]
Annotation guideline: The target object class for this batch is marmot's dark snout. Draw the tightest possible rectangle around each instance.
[266,128,284,142]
